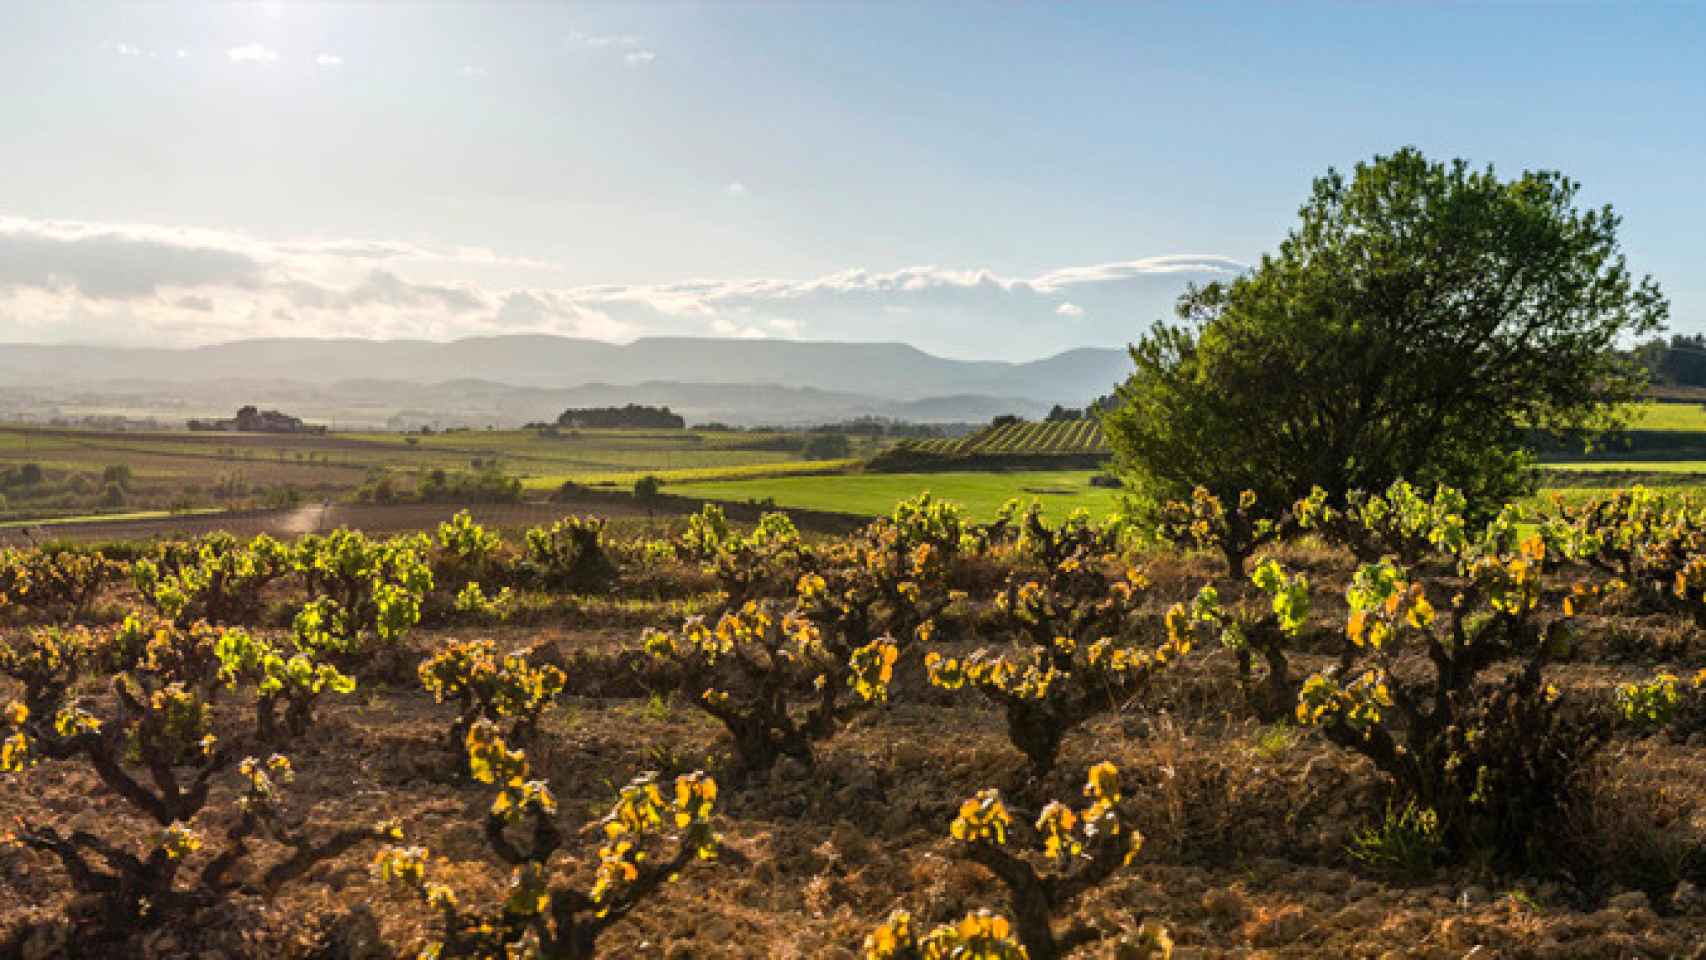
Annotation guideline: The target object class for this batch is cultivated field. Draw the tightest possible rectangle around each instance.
[3,489,1706,958]
[0,425,878,524]
[667,469,1121,520]
[9,400,1706,539]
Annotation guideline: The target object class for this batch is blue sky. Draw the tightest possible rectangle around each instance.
[0,2,1700,360]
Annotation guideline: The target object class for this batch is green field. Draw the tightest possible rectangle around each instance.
[667,469,1122,520]
[1545,460,1706,474]
[1628,401,1706,431]
[0,424,880,522]
[10,400,1706,527]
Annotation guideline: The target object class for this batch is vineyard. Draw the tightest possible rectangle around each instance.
[895,420,1110,459]
[4,485,1706,957]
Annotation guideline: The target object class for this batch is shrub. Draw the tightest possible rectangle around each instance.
[208,624,357,741]
[644,601,899,775]
[802,433,851,460]
[863,910,1031,959]
[291,529,434,657]
[1296,541,1615,867]
[431,510,507,602]
[926,559,1183,779]
[1177,557,1313,722]
[132,533,291,625]
[522,516,618,591]
[888,493,973,559]
[418,638,566,775]
[0,548,123,622]
[680,508,806,606]
[372,721,717,959]
[1,681,392,933]
[0,624,95,717]
[633,474,663,499]
[935,763,1162,960]
[411,468,523,504]
[1294,480,1469,565]
[1155,487,1289,577]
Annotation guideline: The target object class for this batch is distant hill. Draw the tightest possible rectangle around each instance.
[0,336,1133,408]
[0,336,1135,427]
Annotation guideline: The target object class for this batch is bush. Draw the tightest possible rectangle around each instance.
[132,533,291,625]
[522,516,618,591]
[645,601,899,775]
[418,638,566,775]
[634,474,663,499]
[372,721,717,959]
[1,644,391,934]
[1183,557,1313,722]
[933,763,1163,960]
[1296,540,1615,868]
[802,432,851,460]
[926,556,1183,779]
[1294,480,1469,566]
[0,548,123,621]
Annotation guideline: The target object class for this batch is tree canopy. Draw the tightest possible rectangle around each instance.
[1104,147,1668,517]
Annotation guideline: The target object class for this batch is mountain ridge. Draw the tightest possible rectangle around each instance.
[0,335,1134,427]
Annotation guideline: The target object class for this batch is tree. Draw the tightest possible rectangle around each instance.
[1104,148,1667,519]
[802,432,851,460]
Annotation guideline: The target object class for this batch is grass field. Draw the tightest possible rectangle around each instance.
[667,469,1123,519]
[9,399,1706,527]
[1629,400,1706,431]
[0,424,879,521]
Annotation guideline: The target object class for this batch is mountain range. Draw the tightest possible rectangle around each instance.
[0,336,1135,428]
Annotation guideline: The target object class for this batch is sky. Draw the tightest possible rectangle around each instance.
[0,1,1701,362]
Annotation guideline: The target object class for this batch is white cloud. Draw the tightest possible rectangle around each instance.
[175,48,188,60]
[0,215,1244,356]
[111,42,143,57]
[569,31,642,49]
[460,64,486,78]
[724,182,749,198]
[623,49,656,66]
[227,43,280,64]
[316,53,343,68]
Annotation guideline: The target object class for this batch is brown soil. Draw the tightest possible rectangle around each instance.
[4,551,1706,958]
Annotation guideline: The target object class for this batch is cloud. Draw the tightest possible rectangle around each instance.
[227,43,280,64]
[316,53,343,68]
[567,31,654,66]
[0,215,1244,358]
[459,64,486,79]
[568,32,642,49]
[0,220,263,299]
[724,182,749,198]
[175,49,188,60]
[110,42,143,57]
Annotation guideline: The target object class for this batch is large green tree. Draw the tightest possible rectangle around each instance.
[1104,147,1668,518]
